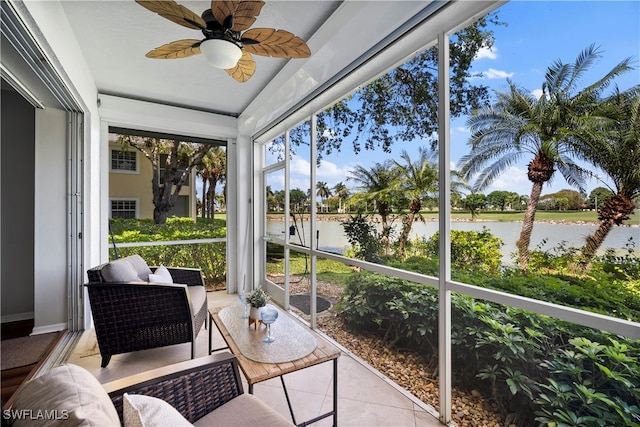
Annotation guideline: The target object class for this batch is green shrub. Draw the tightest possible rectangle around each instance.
[108,217,227,287]
[536,337,640,427]
[336,271,640,425]
[341,214,383,263]
[424,228,503,274]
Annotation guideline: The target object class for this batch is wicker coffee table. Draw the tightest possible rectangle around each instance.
[208,304,340,427]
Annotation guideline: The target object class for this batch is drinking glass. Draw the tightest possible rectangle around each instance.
[260,306,278,343]
[238,292,249,319]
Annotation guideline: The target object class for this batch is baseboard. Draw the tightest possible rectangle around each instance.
[31,323,67,335]
[1,312,34,323]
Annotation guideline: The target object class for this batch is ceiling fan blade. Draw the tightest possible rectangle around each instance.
[225,51,256,82]
[229,1,265,31]
[136,0,206,30]
[145,40,202,59]
[242,28,310,58]
[211,1,264,31]
[211,0,237,28]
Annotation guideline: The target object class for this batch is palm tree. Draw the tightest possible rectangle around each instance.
[198,147,226,219]
[392,147,438,256]
[459,45,632,269]
[333,181,350,212]
[316,181,331,211]
[348,161,397,253]
[197,160,211,218]
[576,86,640,268]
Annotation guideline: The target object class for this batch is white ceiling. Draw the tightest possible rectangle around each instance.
[4,1,499,137]
[55,0,437,122]
[60,1,342,116]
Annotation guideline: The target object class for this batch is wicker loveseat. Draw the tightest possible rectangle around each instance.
[6,352,292,426]
[86,254,208,368]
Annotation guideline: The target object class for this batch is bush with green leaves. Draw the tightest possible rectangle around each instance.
[108,217,227,287]
[341,213,383,263]
[424,228,503,274]
[336,271,640,425]
[536,336,640,427]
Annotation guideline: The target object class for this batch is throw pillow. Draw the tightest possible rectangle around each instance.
[148,265,173,284]
[123,393,193,427]
[10,364,120,426]
[125,254,153,281]
[101,258,139,282]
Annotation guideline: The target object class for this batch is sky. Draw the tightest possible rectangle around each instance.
[267,0,640,200]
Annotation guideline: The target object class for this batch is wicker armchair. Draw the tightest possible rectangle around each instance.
[86,255,208,368]
[103,352,292,425]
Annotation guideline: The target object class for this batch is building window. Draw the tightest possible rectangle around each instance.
[111,149,137,172]
[111,199,137,218]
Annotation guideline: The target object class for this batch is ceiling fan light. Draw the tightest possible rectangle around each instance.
[200,39,242,69]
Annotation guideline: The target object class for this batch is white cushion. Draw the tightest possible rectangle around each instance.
[10,364,120,427]
[123,393,193,427]
[186,285,207,315]
[193,394,292,427]
[148,265,173,284]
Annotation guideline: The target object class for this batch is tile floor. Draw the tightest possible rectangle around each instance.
[66,291,442,427]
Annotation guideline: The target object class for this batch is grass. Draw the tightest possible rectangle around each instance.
[266,249,355,286]
[313,209,640,225]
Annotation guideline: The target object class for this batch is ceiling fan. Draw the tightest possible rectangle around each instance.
[136,0,311,83]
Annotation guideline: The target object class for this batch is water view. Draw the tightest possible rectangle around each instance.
[267,220,639,265]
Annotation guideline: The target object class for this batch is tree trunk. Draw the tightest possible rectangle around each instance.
[201,177,208,218]
[398,211,416,257]
[207,178,217,219]
[580,193,635,269]
[580,219,614,270]
[516,181,543,269]
[153,205,169,224]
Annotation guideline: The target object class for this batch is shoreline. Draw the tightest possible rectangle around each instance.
[267,213,640,227]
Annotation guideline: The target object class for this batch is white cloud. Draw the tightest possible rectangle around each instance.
[474,45,498,60]
[486,166,530,195]
[531,88,544,99]
[452,126,469,135]
[285,155,353,191]
[481,68,514,79]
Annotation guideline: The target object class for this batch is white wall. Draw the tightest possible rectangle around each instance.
[20,0,101,330]
[33,107,68,333]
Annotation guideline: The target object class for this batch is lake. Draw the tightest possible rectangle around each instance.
[266,220,639,265]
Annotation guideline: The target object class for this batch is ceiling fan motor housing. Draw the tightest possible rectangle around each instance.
[201,9,241,47]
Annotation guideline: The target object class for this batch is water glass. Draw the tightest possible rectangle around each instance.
[260,306,279,343]
[239,292,249,319]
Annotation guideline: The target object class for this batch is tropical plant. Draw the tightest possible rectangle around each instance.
[197,147,226,219]
[575,86,640,268]
[316,181,332,210]
[348,161,398,253]
[333,181,350,212]
[391,147,438,257]
[341,213,383,263]
[459,45,632,269]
